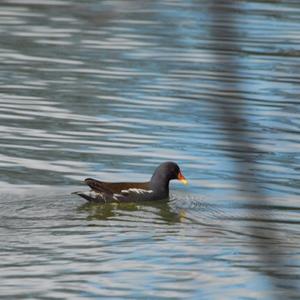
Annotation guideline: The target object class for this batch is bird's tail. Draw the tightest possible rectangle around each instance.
[72,191,104,202]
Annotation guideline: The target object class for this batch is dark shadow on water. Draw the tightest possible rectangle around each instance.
[210,1,299,298]
[76,198,185,224]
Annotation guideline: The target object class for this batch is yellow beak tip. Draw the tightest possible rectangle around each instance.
[180,179,189,186]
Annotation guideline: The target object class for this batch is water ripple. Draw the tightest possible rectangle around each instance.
[0,0,300,299]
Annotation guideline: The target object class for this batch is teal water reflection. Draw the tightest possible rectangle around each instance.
[0,0,300,299]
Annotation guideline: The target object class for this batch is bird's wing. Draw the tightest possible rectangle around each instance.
[84,178,115,194]
[81,178,153,202]
[84,178,150,194]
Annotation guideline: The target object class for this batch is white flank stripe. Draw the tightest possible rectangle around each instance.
[121,188,153,194]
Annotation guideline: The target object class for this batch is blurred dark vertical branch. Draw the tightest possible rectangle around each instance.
[209,1,298,299]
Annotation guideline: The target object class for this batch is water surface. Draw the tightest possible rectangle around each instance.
[0,0,300,299]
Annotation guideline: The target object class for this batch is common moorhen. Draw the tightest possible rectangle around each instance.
[73,161,188,203]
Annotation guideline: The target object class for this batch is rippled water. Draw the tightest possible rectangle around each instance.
[1,0,300,299]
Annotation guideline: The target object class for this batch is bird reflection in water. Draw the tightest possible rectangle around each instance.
[77,199,187,224]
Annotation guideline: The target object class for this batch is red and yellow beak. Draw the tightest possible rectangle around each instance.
[177,170,188,185]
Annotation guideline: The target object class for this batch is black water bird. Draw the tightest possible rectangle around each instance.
[73,161,188,203]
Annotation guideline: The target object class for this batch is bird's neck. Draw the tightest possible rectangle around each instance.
[150,173,170,196]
